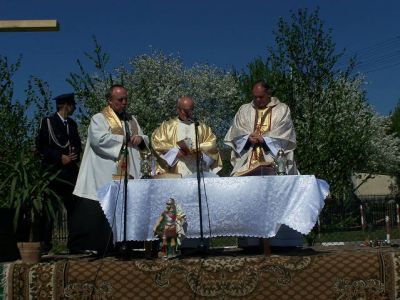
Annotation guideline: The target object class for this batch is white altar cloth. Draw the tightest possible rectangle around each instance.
[97,175,329,242]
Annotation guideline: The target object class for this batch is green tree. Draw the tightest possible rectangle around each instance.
[388,100,400,199]
[237,9,400,198]
[390,100,400,137]
[235,57,270,103]
[66,36,113,138]
[0,56,53,207]
[0,56,52,161]
[0,56,27,162]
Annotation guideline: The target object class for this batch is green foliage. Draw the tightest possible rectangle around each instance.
[0,56,53,157]
[389,100,400,197]
[0,56,28,162]
[25,76,54,137]
[0,56,54,210]
[267,8,345,126]
[390,100,400,138]
[235,57,270,102]
[366,114,400,175]
[237,8,400,198]
[294,77,374,196]
[0,153,63,241]
[127,53,241,141]
[66,37,113,137]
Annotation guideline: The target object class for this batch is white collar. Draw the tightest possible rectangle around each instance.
[57,112,67,123]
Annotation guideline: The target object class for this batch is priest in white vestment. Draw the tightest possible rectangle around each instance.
[224,81,298,176]
[225,80,301,251]
[72,84,149,254]
[151,96,222,177]
[73,85,149,201]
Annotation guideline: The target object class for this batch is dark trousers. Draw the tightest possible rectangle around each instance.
[67,197,114,255]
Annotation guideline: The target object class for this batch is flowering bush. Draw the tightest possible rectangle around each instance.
[68,47,242,149]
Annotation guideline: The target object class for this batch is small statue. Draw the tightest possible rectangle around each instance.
[153,198,187,258]
[275,149,287,175]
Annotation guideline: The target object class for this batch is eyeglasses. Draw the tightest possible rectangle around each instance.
[179,107,194,114]
[115,97,128,102]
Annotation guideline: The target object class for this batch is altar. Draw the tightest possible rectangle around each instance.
[97,175,329,243]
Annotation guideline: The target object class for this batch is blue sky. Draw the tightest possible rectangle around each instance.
[1,0,400,115]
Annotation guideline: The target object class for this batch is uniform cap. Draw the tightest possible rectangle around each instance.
[54,93,75,105]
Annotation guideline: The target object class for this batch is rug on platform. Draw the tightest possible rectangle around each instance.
[1,251,399,299]
[0,264,6,300]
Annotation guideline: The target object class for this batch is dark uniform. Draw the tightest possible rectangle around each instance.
[35,93,82,252]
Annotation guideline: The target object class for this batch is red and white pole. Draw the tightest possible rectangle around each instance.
[396,204,400,235]
[385,215,391,244]
[360,204,366,232]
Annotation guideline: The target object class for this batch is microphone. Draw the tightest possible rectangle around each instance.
[122,109,131,136]
[122,109,130,121]
[188,117,199,126]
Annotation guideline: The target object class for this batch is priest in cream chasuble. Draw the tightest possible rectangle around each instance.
[224,81,298,176]
[73,85,149,202]
[151,96,222,177]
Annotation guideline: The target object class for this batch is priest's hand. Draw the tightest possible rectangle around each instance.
[129,135,143,147]
[176,149,187,159]
[177,139,191,154]
[249,132,261,145]
[256,134,265,144]
[61,153,78,165]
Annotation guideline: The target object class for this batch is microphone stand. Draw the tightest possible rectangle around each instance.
[119,112,131,258]
[193,119,207,254]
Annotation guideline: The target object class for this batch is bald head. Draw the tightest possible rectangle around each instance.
[177,96,195,122]
[177,96,194,108]
[252,82,272,109]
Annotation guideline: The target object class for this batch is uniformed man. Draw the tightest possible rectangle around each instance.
[36,93,82,253]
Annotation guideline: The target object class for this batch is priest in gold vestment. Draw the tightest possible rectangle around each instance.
[224,81,298,176]
[152,96,222,177]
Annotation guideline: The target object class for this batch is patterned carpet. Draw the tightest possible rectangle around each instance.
[1,249,399,299]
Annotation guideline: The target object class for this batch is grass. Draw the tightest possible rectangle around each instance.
[206,227,400,248]
[210,236,238,248]
[312,228,400,244]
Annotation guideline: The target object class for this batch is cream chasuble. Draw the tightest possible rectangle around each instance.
[224,97,298,176]
[73,106,149,201]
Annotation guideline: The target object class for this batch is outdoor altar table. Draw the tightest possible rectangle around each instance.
[97,175,329,243]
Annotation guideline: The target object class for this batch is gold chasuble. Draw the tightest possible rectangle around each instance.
[234,107,275,177]
[152,118,222,176]
[249,107,272,169]
[101,106,128,180]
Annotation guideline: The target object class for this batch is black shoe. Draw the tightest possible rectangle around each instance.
[69,249,98,256]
